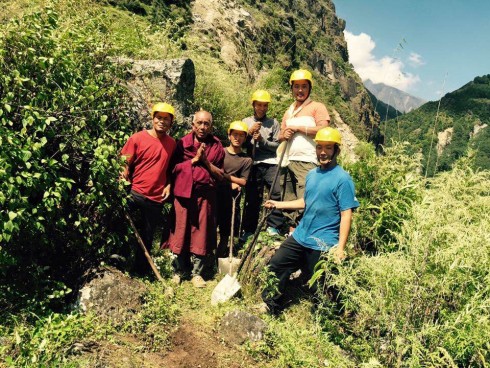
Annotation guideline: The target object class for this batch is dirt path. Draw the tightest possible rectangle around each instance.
[77,278,260,368]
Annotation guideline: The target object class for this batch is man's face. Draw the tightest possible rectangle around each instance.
[253,101,269,119]
[153,112,173,134]
[192,111,213,140]
[316,142,337,167]
[291,79,310,103]
[229,130,247,147]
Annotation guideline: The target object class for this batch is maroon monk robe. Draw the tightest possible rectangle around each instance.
[165,132,225,256]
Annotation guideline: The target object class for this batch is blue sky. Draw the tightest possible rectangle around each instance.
[333,0,490,101]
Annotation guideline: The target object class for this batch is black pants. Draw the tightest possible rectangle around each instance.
[242,163,285,233]
[262,236,322,313]
[128,190,163,275]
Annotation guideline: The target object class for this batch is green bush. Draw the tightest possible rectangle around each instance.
[344,141,423,253]
[0,7,135,311]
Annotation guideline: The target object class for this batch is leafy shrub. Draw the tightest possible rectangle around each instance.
[0,7,135,310]
[344,141,423,253]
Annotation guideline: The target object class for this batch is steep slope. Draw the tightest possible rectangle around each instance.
[187,0,381,143]
[384,74,490,174]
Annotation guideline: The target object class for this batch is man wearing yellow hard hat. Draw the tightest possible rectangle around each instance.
[242,90,285,239]
[279,69,331,228]
[216,121,252,259]
[259,127,359,314]
[121,102,177,276]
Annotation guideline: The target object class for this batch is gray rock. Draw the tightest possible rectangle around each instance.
[219,310,268,345]
[76,267,147,324]
[112,57,195,129]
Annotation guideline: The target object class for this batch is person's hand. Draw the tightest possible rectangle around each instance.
[249,122,261,135]
[162,185,171,201]
[283,128,295,140]
[329,245,346,264]
[192,143,206,165]
[231,182,241,191]
[264,200,279,209]
[252,131,262,142]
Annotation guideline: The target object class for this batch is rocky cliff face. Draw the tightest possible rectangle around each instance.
[188,0,380,145]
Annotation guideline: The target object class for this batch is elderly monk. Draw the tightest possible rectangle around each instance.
[165,110,225,288]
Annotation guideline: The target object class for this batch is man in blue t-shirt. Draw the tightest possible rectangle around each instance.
[260,127,359,314]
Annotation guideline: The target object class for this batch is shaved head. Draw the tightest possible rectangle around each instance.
[193,110,213,124]
[192,110,213,141]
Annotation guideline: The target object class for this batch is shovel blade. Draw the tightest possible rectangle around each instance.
[217,257,241,275]
[211,274,241,306]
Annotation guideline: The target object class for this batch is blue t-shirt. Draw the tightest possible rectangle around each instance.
[292,165,359,251]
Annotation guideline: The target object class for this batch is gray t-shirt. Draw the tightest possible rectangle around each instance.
[243,115,280,164]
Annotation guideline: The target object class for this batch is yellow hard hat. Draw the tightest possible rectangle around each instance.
[314,127,342,144]
[251,89,271,103]
[151,102,175,118]
[289,69,313,86]
[228,121,249,134]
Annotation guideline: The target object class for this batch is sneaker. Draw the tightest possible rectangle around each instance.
[251,302,270,314]
[266,227,280,236]
[191,275,206,288]
[171,274,181,285]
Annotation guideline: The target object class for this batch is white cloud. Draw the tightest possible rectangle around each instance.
[344,31,420,91]
[409,52,425,67]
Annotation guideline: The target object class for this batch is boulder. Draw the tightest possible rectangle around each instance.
[218,310,267,345]
[113,57,196,129]
[76,266,147,323]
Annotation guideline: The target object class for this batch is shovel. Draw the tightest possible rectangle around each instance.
[211,208,271,305]
[124,209,164,282]
[211,142,288,305]
[217,191,241,275]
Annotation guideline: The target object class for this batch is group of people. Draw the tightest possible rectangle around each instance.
[121,69,359,313]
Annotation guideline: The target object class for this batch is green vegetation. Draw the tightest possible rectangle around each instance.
[384,75,490,175]
[313,157,490,366]
[0,5,135,312]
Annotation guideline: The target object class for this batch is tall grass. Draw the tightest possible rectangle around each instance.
[316,156,490,366]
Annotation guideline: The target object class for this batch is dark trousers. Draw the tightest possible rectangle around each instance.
[262,235,322,313]
[128,190,163,274]
[242,163,285,233]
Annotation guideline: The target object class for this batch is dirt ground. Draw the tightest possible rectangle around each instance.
[75,269,259,368]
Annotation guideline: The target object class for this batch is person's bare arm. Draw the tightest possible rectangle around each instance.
[264,198,305,210]
[330,209,353,263]
[285,122,329,138]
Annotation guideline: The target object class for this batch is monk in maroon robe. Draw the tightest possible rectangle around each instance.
[165,110,225,287]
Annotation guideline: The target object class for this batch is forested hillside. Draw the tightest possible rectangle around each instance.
[384,74,490,175]
[1,1,489,367]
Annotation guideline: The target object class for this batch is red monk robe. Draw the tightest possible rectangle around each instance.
[165,131,225,256]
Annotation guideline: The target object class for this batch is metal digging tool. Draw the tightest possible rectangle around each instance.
[211,142,288,305]
[217,191,241,275]
[124,210,164,282]
[211,208,271,305]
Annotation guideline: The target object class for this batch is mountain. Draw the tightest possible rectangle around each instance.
[384,74,490,174]
[366,88,403,121]
[364,79,426,113]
